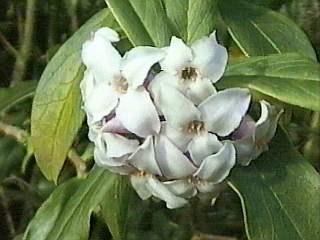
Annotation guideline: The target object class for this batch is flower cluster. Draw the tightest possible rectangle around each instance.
[80,27,282,208]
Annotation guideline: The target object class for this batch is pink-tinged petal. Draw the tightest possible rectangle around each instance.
[191,31,228,83]
[188,133,223,166]
[121,46,165,89]
[155,134,197,179]
[195,142,236,183]
[199,88,251,136]
[160,37,193,74]
[129,136,162,176]
[102,116,128,134]
[116,89,161,137]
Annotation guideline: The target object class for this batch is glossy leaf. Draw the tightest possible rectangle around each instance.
[0,81,37,113]
[219,53,320,111]
[107,0,219,46]
[24,167,118,240]
[162,0,219,43]
[229,130,320,240]
[106,0,172,47]
[101,176,133,240]
[31,9,119,182]
[218,0,316,60]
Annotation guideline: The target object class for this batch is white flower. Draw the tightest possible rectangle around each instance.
[150,81,251,151]
[157,31,228,104]
[233,101,283,166]
[81,27,164,138]
[128,134,235,208]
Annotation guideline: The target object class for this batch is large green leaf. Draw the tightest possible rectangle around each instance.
[218,0,316,60]
[0,81,37,113]
[219,53,320,111]
[101,176,132,240]
[107,0,219,46]
[228,130,320,240]
[24,167,118,240]
[162,0,219,43]
[106,0,172,47]
[31,9,119,182]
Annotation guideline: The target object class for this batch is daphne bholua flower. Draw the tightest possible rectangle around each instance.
[80,27,282,209]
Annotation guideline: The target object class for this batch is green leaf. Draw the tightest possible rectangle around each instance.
[31,9,119,182]
[101,176,132,240]
[24,167,118,240]
[229,129,320,240]
[218,0,316,60]
[107,0,219,46]
[0,81,37,113]
[162,0,219,43]
[106,0,172,47]
[219,53,320,111]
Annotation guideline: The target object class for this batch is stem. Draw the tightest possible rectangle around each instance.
[0,31,20,58]
[68,148,87,178]
[0,121,28,144]
[11,0,37,86]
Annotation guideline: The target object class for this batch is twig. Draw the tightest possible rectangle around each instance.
[0,187,16,238]
[0,121,28,144]
[11,0,37,86]
[68,148,87,178]
[0,31,20,58]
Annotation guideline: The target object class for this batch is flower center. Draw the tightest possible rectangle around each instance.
[187,120,205,135]
[181,67,197,81]
[115,77,129,93]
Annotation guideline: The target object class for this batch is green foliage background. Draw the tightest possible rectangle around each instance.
[0,0,319,240]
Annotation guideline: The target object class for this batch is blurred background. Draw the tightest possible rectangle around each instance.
[0,0,319,239]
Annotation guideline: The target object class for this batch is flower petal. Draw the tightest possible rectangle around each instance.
[129,136,162,176]
[84,84,119,124]
[191,31,228,83]
[188,133,223,166]
[199,88,251,136]
[255,100,283,143]
[155,134,197,179]
[116,89,161,137]
[102,132,139,158]
[146,177,188,209]
[160,37,193,74]
[164,180,197,198]
[161,122,193,152]
[234,135,255,166]
[196,180,223,194]
[121,46,165,89]
[82,32,121,83]
[195,142,236,183]
[102,116,128,134]
[95,27,120,42]
[186,77,217,105]
[151,80,201,127]
[130,175,152,200]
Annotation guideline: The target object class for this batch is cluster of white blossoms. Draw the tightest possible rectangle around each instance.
[80,27,282,209]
